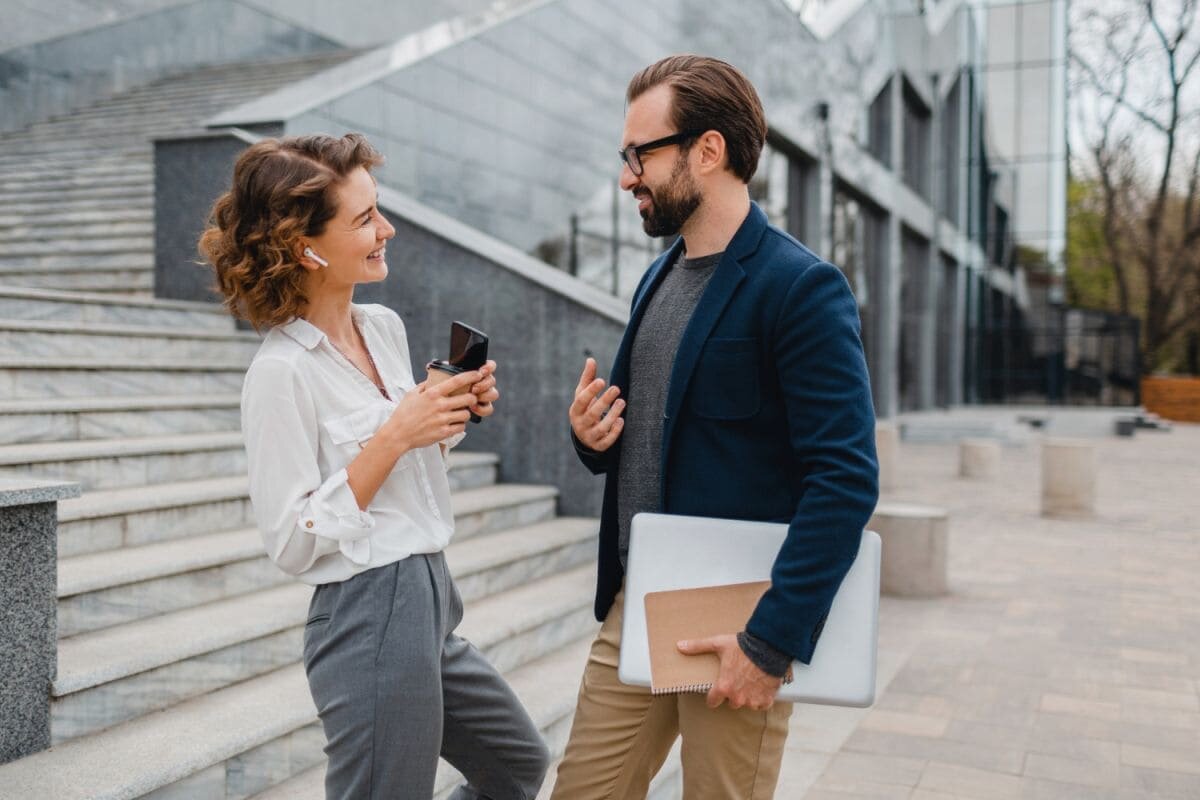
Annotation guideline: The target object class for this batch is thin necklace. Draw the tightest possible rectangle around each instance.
[329,321,391,401]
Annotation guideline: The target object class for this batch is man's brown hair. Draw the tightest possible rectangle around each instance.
[198,133,383,330]
[626,55,767,183]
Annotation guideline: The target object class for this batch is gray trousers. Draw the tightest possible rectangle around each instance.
[302,552,550,800]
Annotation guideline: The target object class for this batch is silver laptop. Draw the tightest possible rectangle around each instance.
[619,512,880,707]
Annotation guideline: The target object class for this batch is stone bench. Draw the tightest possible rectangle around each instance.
[1041,438,1096,518]
[876,421,899,491]
[868,502,949,597]
[959,438,1001,479]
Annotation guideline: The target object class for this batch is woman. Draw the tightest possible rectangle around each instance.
[200,133,549,799]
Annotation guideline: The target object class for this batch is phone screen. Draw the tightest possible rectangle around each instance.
[449,321,488,371]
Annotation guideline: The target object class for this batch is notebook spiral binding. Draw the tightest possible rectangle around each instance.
[651,683,712,695]
[651,672,794,696]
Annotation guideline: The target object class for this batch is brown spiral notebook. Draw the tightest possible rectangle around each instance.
[644,580,774,695]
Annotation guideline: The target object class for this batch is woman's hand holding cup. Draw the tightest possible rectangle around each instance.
[384,368,481,452]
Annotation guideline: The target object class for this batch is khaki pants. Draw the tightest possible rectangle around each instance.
[550,590,793,800]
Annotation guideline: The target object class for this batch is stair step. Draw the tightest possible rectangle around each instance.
[56,471,546,557]
[57,528,276,637]
[0,318,261,362]
[0,173,150,197]
[56,510,586,638]
[0,393,242,444]
[50,562,596,745]
[0,357,247,400]
[0,251,153,271]
[0,183,150,206]
[0,160,148,185]
[0,286,233,329]
[0,220,153,242]
[0,430,246,490]
[0,234,151,257]
[57,475,249,556]
[0,196,154,216]
[0,270,153,295]
[0,207,150,230]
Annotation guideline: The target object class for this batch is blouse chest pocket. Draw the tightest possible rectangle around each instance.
[688,337,762,420]
[322,404,395,450]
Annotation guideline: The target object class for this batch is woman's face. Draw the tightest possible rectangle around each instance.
[303,166,396,287]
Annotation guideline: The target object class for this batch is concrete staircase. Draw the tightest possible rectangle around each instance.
[0,51,356,296]
[0,286,617,798]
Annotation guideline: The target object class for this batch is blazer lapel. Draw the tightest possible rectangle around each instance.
[660,203,769,469]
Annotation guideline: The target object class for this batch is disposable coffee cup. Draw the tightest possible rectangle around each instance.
[426,359,481,423]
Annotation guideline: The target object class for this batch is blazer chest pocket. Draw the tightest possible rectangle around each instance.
[689,337,761,420]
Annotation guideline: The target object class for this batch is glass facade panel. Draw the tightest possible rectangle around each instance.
[899,229,930,412]
[868,78,892,168]
[902,81,931,199]
[987,3,1019,65]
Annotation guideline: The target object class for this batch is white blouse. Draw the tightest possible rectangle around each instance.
[240,303,465,585]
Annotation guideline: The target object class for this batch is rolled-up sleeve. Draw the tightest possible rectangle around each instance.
[241,358,375,575]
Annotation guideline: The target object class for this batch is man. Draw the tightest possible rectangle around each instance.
[551,55,879,799]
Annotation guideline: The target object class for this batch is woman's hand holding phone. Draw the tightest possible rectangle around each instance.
[467,360,500,419]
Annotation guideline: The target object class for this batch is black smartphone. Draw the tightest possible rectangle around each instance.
[449,321,488,371]
[449,321,489,423]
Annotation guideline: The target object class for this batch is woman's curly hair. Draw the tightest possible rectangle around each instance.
[199,133,383,330]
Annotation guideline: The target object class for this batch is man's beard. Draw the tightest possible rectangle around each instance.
[638,154,701,238]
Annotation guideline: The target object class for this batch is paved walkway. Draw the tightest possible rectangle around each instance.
[778,422,1200,799]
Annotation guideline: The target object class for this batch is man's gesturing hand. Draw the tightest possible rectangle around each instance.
[569,357,625,452]
[677,634,783,711]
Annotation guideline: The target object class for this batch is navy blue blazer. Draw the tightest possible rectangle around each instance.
[574,202,879,664]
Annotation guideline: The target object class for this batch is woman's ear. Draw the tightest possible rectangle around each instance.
[297,242,328,271]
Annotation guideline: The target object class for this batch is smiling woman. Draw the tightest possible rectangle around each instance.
[196,133,547,800]
[199,134,385,330]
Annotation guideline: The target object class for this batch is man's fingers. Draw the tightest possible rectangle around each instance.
[595,417,624,449]
[677,637,720,655]
[576,358,596,393]
[570,378,606,418]
[597,399,625,431]
[585,386,621,423]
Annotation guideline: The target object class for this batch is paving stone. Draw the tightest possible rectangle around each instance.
[1022,752,1119,788]
[790,423,1200,799]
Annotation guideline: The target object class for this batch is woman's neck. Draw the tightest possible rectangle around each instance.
[302,289,358,349]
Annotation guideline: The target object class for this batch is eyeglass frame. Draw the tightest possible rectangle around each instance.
[618,129,707,176]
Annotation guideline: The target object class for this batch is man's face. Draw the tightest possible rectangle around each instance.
[620,85,702,238]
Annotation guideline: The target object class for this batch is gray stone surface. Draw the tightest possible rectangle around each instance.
[0,478,81,509]
[0,490,72,763]
[154,132,266,306]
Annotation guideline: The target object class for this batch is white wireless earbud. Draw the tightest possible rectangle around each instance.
[303,247,329,267]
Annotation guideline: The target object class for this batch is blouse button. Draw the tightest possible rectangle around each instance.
[305,520,314,529]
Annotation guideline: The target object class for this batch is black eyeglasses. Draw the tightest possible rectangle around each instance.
[618,130,706,176]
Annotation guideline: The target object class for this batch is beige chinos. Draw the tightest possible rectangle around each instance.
[549,590,793,799]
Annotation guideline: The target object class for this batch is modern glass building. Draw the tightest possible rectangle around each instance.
[2,0,1069,415]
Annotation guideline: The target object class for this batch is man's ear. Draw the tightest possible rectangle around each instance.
[694,130,728,175]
